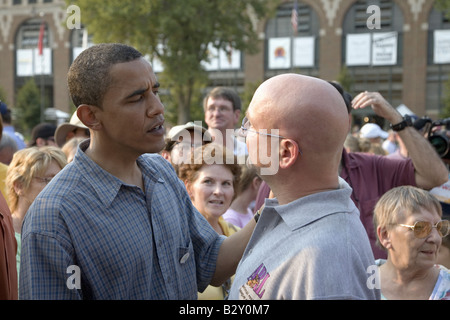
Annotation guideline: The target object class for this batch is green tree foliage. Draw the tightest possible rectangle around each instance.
[15,78,41,137]
[436,0,450,18]
[68,0,276,124]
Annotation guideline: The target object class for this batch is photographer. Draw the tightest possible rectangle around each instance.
[349,91,447,257]
[419,120,450,217]
[352,91,448,191]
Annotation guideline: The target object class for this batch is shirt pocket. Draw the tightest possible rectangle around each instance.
[175,241,198,297]
[178,242,194,266]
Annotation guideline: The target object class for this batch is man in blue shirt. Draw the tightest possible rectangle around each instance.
[19,43,255,299]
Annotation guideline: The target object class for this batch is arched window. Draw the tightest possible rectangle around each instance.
[426,7,450,116]
[15,18,53,111]
[16,18,52,76]
[265,1,320,77]
[342,0,404,117]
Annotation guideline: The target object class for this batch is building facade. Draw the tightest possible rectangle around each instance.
[0,0,449,124]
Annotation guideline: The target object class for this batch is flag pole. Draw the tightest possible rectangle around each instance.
[38,17,45,123]
[290,0,298,72]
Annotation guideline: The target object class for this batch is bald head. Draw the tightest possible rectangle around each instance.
[248,74,349,165]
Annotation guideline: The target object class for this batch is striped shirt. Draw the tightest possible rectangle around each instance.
[19,140,224,299]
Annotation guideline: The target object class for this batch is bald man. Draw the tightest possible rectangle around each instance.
[229,74,380,300]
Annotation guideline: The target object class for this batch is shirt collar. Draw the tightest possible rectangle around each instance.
[263,177,355,231]
[73,139,163,207]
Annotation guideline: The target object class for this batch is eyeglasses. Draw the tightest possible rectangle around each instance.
[34,177,53,185]
[236,117,286,139]
[236,117,303,155]
[395,220,450,238]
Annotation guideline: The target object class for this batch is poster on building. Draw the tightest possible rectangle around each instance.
[16,48,52,76]
[371,32,397,66]
[346,33,371,66]
[293,37,315,68]
[268,37,291,69]
[434,30,450,64]
[16,49,34,77]
[33,48,52,75]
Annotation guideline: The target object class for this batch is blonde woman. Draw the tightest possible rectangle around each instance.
[6,146,67,277]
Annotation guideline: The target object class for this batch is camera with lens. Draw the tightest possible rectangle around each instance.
[415,117,450,159]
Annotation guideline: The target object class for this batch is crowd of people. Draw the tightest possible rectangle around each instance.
[0,43,449,300]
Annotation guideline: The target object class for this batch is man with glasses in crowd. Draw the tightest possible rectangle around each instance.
[203,87,247,158]
[228,74,380,300]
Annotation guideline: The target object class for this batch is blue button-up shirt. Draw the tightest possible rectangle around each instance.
[19,140,224,299]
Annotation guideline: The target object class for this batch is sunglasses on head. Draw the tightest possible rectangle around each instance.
[395,220,450,239]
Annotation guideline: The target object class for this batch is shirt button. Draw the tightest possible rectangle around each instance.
[180,252,190,264]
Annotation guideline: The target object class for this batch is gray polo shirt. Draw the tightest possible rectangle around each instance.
[229,178,380,300]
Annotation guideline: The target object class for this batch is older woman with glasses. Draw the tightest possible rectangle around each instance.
[374,185,450,300]
[6,146,67,279]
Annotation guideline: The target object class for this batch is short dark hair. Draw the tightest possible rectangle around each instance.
[328,81,352,114]
[68,43,143,108]
[203,87,242,111]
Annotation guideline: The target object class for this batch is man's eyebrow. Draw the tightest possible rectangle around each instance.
[125,83,160,99]
[125,87,149,99]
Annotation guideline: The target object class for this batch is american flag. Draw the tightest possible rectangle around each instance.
[291,0,298,34]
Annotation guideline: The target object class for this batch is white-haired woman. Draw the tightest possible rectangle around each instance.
[374,186,450,300]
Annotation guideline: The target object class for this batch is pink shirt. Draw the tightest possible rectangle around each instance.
[340,149,415,259]
[223,208,254,228]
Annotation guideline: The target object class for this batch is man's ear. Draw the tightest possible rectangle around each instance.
[278,138,299,170]
[77,104,101,131]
